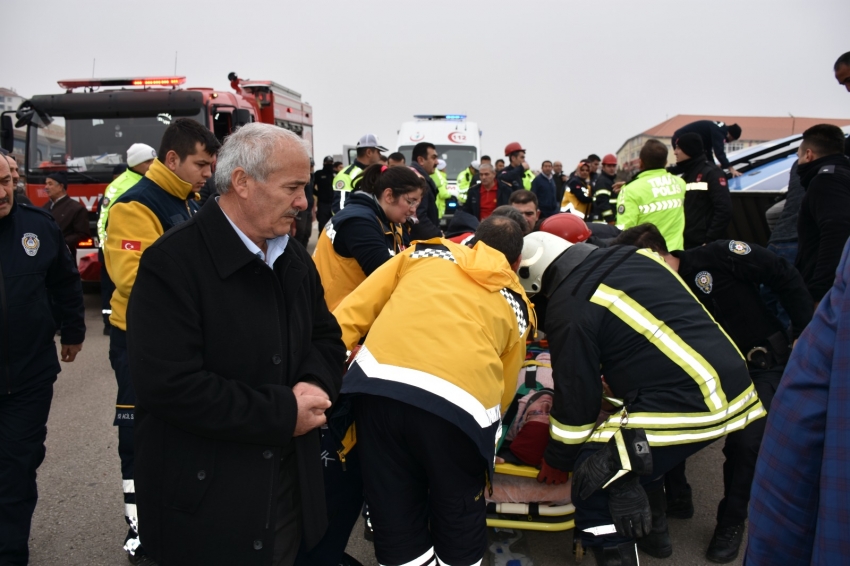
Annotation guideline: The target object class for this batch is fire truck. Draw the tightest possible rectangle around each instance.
[0,73,313,281]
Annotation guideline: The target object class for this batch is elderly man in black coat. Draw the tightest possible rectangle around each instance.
[127,123,346,566]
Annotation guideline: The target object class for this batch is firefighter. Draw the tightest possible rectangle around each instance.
[499,142,531,191]
[332,134,387,212]
[456,160,479,204]
[96,143,156,335]
[333,216,532,566]
[313,164,422,311]
[592,154,621,224]
[103,120,220,562]
[616,139,686,250]
[519,232,765,566]
[613,224,814,563]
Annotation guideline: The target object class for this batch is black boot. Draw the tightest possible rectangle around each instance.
[706,522,744,563]
[666,485,694,519]
[590,542,639,566]
[636,487,672,558]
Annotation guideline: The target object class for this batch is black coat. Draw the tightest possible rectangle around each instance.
[0,202,85,394]
[409,162,441,239]
[461,180,513,220]
[795,153,850,301]
[127,199,345,565]
[668,155,732,249]
[673,120,733,168]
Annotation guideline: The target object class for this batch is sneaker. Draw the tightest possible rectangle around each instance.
[666,488,694,519]
[637,530,673,559]
[705,522,744,563]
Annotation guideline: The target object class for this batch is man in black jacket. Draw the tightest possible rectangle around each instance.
[127,123,345,566]
[794,124,850,305]
[499,142,531,191]
[409,142,441,240]
[614,224,813,563]
[673,120,743,177]
[462,163,512,220]
[42,172,91,256]
[0,157,85,566]
[670,133,733,249]
[314,156,336,233]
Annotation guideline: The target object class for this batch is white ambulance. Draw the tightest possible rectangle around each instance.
[396,115,481,219]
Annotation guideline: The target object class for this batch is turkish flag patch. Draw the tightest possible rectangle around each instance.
[719,177,728,187]
[121,240,142,251]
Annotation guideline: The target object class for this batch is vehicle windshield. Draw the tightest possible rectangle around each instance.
[26,112,205,174]
[398,145,477,180]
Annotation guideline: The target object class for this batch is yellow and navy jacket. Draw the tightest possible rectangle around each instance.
[313,192,409,311]
[97,168,143,245]
[542,244,765,472]
[103,159,200,330]
[333,238,534,473]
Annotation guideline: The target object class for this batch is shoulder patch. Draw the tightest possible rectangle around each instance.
[617,204,626,214]
[695,271,713,294]
[718,176,727,187]
[728,240,751,255]
[335,179,346,190]
[500,288,529,336]
[819,165,836,175]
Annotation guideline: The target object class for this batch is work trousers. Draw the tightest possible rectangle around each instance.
[354,395,488,566]
[0,381,54,566]
[316,202,333,234]
[665,369,780,527]
[294,424,363,566]
[98,248,115,332]
[574,439,714,549]
[108,328,142,554]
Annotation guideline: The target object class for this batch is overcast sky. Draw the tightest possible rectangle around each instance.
[5,0,849,166]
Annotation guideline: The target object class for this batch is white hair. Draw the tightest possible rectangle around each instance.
[479,162,495,173]
[215,123,309,195]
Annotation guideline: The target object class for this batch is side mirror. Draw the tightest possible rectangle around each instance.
[233,109,252,127]
[15,100,53,129]
[0,114,13,153]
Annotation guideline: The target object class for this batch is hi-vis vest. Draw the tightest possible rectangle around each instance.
[332,164,363,210]
[457,168,475,202]
[523,169,534,190]
[97,169,143,245]
[431,170,449,218]
[615,168,686,251]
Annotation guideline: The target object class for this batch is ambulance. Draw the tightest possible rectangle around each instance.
[396,115,481,221]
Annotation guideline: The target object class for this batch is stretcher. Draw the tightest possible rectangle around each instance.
[485,341,582,559]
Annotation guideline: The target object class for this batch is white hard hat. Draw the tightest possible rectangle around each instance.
[437,159,446,170]
[127,143,157,167]
[519,232,572,295]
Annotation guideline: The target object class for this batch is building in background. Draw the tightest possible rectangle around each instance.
[0,87,23,112]
[617,115,850,173]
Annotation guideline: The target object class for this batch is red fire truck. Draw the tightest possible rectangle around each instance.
[0,72,313,281]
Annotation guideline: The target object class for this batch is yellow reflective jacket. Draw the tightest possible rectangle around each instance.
[333,238,534,471]
[104,159,199,330]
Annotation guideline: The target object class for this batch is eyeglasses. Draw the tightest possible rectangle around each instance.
[402,195,421,208]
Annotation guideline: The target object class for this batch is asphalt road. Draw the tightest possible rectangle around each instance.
[27,231,744,565]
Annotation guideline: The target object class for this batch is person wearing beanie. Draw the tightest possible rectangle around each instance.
[96,143,158,335]
[668,132,733,249]
[42,171,90,256]
[673,119,743,177]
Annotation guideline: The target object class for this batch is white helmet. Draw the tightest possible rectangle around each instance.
[519,232,572,295]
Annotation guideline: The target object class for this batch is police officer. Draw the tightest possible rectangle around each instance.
[431,158,451,218]
[97,143,156,335]
[456,160,479,204]
[332,134,386,213]
[520,232,765,566]
[0,157,86,565]
[499,142,531,191]
[613,224,814,563]
[314,155,337,233]
[616,139,686,250]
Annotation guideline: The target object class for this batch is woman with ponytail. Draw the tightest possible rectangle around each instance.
[313,163,424,310]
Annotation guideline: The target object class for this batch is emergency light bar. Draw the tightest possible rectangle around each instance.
[57,77,187,89]
[413,114,467,121]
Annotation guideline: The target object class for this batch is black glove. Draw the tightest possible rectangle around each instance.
[608,476,652,539]
[571,428,653,501]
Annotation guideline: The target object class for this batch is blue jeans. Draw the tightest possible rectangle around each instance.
[760,241,798,330]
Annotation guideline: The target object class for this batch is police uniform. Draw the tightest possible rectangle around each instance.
[456,168,475,204]
[0,202,85,564]
[616,169,686,250]
[522,169,534,190]
[665,240,814,532]
[431,169,450,218]
[331,160,366,213]
[103,159,200,557]
[540,243,764,550]
[314,163,336,232]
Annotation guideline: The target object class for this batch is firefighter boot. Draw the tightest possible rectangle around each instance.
[666,485,694,519]
[636,487,672,558]
[590,542,639,566]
